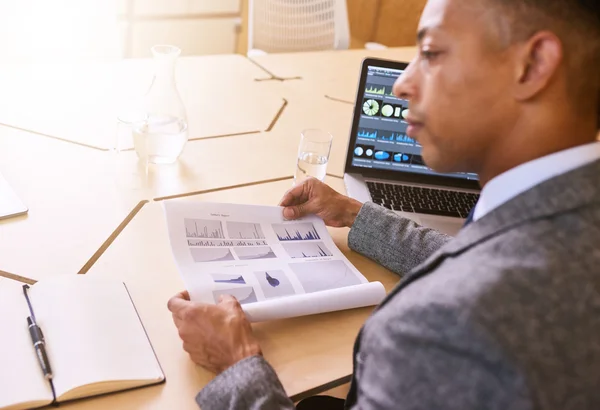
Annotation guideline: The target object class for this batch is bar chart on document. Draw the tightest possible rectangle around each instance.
[185,219,224,238]
[272,223,321,241]
[226,222,265,239]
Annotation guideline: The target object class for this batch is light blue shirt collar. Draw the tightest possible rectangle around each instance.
[473,142,600,222]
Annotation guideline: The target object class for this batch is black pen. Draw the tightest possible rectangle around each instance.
[27,316,53,380]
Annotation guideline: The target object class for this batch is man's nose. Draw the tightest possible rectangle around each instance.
[393,58,418,100]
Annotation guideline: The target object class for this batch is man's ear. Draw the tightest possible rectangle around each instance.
[597,90,600,131]
[513,31,563,101]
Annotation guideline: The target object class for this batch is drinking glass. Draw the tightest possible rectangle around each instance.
[115,111,146,153]
[294,129,333,185]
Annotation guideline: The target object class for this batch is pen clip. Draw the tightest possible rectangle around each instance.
[22,284,37,323]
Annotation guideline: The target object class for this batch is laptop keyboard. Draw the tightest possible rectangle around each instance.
[366,181,479,219]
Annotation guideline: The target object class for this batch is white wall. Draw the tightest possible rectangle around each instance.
[0,0,242,62]
[120,0,242,58]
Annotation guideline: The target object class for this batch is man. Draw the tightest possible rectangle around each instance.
[167,0,600,408]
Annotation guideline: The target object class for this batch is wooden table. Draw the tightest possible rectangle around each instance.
[75,177,399,409]
[0,48,411,407]
[0,126,140,281]
[0,123,318,281]
[251,47,417,102]
[263,91,355,178]
[0,55,285,150]
[251,47,417,177]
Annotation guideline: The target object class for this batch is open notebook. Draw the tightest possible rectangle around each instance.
[0,276,165,410]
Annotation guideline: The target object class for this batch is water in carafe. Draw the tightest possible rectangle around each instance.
[134,45,188,164]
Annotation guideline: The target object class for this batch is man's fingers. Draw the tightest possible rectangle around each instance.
[283,200,318,220]
[219,294,241,307]
[278,191,297,207]
[282,205,301,219]
[172,313,184,328]
[167,291,192,315]
[170,290,191,302]
[278,181,310,207]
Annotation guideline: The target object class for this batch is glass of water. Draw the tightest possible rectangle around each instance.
[115,110,146,153]
[294,129,333,185]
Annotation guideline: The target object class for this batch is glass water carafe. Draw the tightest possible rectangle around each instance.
[133,45,188,164]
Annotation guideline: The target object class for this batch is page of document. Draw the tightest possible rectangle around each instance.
[29,276,164,401]
[164,201,386,321]
[0,171,28,220]
[0,281,53,410]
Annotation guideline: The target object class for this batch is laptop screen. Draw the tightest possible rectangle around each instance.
[347,62,478,182]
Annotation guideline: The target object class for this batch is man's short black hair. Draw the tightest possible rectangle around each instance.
[488,0,600,126]
[489,0,600,49]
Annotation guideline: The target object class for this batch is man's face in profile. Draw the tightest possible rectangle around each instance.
[394,0,517,174]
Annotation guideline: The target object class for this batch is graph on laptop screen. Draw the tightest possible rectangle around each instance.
[351,65,477,181]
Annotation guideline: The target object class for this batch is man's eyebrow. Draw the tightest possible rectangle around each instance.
[417,25,444,44]
[417,27,429,44]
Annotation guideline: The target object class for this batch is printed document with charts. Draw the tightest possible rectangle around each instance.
[164,201,386,322]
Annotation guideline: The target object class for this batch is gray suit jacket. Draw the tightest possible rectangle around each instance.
[196,159,600,410]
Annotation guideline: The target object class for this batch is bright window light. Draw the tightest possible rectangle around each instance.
[0,0,122,62]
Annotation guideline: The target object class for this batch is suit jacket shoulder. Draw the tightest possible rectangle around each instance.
[350,160,600,410]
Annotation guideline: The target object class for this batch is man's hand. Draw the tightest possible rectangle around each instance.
[279,178,363,228]
[167,291,262,374]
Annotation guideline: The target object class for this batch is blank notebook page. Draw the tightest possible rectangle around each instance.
[30,276,164,400]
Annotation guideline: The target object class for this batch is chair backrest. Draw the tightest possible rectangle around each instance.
[248,0,350,54]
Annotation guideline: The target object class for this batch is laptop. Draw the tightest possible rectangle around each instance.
[343,58,480,236]
[0,171,28,220]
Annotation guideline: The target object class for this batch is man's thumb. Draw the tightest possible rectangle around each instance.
[219,294,239,305]
[283,202,311,220]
